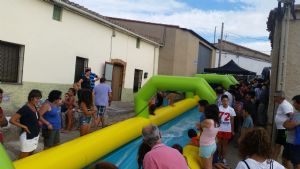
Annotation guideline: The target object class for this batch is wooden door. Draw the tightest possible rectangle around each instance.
[112,65,123,101]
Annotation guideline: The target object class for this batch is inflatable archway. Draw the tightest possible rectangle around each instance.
[195,74,236,90]
[134,75,217,118]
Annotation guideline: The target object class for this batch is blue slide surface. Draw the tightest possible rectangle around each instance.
[85,107,200,169]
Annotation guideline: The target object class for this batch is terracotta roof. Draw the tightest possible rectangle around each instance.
[46,0,162,46]
[214,40,271,62]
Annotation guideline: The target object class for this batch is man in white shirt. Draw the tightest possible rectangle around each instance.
[273,91,293,164]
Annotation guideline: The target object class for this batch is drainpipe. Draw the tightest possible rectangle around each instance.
[153,47,158,75]
[109,29,115,61]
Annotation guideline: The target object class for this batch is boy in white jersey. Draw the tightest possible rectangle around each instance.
[217,95,236,164]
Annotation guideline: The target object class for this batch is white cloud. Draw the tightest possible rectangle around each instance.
[71,0,188,14]
[70,0,300,52]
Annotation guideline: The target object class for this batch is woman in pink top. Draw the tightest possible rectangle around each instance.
[199,104,220,169]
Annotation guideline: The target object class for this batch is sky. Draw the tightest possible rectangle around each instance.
[71,0,300,54]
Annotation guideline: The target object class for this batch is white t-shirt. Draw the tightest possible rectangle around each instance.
[236,158,284,169]
[275,100,294,129]
[219,106,236,132]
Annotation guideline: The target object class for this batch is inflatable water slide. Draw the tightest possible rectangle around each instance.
[195,74,238,89]
[0,75,238,169]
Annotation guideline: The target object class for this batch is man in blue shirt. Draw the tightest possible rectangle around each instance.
[93,77,112,128]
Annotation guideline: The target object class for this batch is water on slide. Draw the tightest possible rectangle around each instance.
[85,107,201,169]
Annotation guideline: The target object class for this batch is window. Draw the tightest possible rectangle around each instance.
[0,41,24,83]
[74,57,88,82]
[136,38,140,49]
[53,5,62,21]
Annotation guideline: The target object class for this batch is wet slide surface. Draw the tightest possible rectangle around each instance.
[85,107,200,169]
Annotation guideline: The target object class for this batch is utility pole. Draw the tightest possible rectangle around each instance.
[276,0,292,91]
[213,26,217,43]
[218,22,224,67]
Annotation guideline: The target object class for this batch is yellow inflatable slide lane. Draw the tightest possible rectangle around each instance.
[184,145,203,169]
[12,97,199,169]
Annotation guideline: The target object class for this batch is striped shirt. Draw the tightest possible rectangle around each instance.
[90,73,98,89]
[82,72,98,89]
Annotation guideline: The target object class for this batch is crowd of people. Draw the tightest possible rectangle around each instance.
[135,78,300,169]
[0,68,113,161]
[1,74,300,169]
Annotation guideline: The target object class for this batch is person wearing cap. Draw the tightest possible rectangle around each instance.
[273,91,294,164]
[142,124,188,169]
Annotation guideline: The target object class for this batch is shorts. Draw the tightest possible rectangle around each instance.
[200,143,217,158]
[42,129,60,148]
[79,116,92,126]
[217,132,232,140]
[96,106,106,118]
[20,132,39,152]
[275,129,286,145]
[282,143,300,166]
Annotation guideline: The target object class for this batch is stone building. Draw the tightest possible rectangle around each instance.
[267,3,300,133]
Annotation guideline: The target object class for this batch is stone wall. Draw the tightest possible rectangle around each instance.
[267,5,300,139]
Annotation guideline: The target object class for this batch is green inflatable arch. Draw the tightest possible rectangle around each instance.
[195,74,236,90]
[0,144,14,169]
[228,75,239,84]
[134,75,216,118]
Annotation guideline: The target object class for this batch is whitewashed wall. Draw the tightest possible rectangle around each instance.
[0,0,159,89]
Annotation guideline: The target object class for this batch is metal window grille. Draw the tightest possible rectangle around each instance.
[0,41,20,83]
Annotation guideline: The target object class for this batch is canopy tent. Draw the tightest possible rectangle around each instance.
[204,60,256,75]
